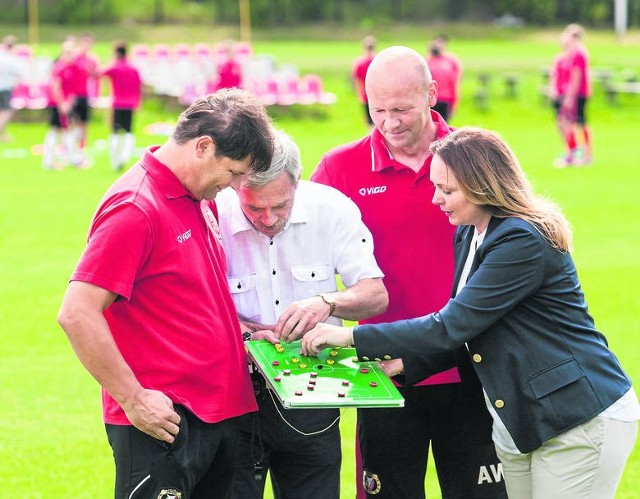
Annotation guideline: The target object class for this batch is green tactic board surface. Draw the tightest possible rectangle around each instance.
[246,340,405,408]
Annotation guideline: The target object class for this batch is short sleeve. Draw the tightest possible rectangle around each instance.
[71,203,152,300]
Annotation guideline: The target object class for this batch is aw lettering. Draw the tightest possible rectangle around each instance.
[477,463,504,484]
[177,229,192,243]
[358,185,387,196]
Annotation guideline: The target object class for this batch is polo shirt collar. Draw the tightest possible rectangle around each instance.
[225,186,308,237]
[369,110,451,173]
[139,146,195,200]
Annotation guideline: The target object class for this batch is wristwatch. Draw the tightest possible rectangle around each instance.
[242,331,253,342]
[318,293,337,317]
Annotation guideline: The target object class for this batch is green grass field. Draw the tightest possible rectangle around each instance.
[1,24,639,497]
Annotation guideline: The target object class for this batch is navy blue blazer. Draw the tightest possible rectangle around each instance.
[354,216,632,453]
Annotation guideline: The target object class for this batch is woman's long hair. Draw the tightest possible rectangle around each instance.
[430,127,572,252]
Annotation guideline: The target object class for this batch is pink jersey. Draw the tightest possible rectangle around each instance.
[70,52,99,97]
[71,147,257,425]
[427,54,461,106]
[352,54,374,103]
[102,58,142,109]
[47,58,78,107]
[568,47,591,97]
[312,112,461,386]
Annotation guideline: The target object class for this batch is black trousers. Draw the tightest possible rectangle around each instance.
[358,380,508,499]
[106,405,241,499]
[229,384,341,499]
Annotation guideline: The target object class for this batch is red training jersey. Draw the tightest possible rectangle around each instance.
[312,111,460,385]
[71,147,257,425]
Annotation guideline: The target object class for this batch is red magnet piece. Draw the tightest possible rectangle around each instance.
[342,380,350,386]
[274,376,281,382]
[360,368,369,374]
[369,381,378,387]
[295,390,303,396]
[310,371,318,378]
[338,391,346,397]
[272,360,280,366]
[283,369,291,376]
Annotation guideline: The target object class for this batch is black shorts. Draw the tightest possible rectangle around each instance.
[358,379,507,499]
[230,374,341,499]
[576,96,588,125]
[70,96,90,123]
[113,108,134,133]
[105,405,241,499]
[48,106,67,129]
[553,96,588,125]
[432,101,451,121]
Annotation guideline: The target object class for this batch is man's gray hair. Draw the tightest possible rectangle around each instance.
[244,129,302,188]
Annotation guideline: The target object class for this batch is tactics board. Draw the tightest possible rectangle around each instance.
[246,340,405,409]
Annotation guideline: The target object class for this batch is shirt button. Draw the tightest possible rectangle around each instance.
[275,300,279,305]
[494,399,505,409]
[472,353,482,363]
[272,269,276,275]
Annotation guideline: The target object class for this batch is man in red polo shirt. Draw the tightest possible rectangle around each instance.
[312,46,506,499]
[58,89,274,499]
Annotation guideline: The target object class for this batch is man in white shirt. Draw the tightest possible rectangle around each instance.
[216,130,388,499]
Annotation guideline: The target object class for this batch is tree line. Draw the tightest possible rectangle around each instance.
[5,0,640,27]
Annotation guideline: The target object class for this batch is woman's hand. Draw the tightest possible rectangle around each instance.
[300,324,354,356]
[378,358,404,378]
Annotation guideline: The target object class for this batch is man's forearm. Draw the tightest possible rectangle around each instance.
[329,277,388,321]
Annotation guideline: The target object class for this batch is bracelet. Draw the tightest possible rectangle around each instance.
[317,293,337,317]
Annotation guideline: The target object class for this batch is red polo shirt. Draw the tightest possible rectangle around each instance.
[71,147,257,424]
[311,111,460,385]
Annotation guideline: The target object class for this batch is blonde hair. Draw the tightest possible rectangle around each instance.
[430,128,573,252]
[564,23,585,40]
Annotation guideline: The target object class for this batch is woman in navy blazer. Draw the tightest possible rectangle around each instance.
[302,128,639,499]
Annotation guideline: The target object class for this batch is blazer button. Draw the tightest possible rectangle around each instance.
[383,355,392,360]
[494,399,505,409]
[362,356,370,361]
[374,357,382,362]
[472,353,482,363]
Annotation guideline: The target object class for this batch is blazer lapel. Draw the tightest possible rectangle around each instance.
[451,225,475,297]
[466,216,504,282]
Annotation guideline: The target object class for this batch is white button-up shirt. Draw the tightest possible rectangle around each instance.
[216,180,384,326]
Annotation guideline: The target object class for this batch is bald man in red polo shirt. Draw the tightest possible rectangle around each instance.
[312,46,506,499]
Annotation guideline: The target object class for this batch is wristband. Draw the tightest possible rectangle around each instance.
[318,293,337,316]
